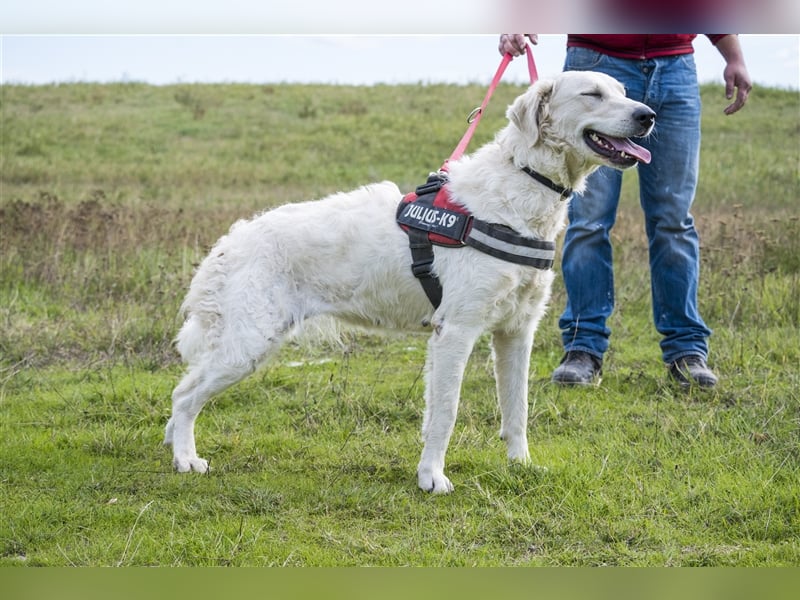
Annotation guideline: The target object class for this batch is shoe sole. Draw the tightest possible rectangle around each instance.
[671,378,716,389]
[551,376,602,387]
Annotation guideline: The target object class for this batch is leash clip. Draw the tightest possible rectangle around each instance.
[466,107,482,124]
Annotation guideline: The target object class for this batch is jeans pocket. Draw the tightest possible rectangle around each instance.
[564,47,605,71]
[677,54,700,87]
[678,53,697,71]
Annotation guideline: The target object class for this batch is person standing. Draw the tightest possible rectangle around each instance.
[499,34,752,387]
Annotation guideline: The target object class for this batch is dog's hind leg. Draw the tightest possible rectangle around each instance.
[165,313,292,473]
[165,359,254,473]
[417,322,483,494]
[492,326,534,463]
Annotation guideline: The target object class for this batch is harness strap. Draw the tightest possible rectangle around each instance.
[465,221,555,269]
[407,228,443,308]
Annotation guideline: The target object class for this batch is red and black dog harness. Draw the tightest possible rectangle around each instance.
[396,171,560,308]
[395,46,559,309]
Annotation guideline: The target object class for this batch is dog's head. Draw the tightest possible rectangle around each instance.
[508,70,655,171]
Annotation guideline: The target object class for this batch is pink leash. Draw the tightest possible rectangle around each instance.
[444,44,538,169]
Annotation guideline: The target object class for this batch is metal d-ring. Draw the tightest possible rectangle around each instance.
[467,106,482,123]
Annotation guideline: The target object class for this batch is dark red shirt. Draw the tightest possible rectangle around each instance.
[566,35,729,60]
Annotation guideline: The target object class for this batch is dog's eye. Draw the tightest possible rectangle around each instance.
[582,91,602,99]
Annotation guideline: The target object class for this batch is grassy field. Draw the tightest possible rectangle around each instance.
[0,80,798,566]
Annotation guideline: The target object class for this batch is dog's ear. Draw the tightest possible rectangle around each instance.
[507,79,554,147]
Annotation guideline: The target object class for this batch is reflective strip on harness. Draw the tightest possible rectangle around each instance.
[465,220,555,269]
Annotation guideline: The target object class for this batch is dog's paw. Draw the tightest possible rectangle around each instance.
[173,456,210,473]
[500,429,530,462]
[417,469,455,494]
[507,445,531,464]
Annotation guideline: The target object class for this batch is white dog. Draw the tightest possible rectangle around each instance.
[164,71,654,493]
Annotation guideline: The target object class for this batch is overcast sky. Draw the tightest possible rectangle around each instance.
[2,35,798,90]
[1,1,797,89]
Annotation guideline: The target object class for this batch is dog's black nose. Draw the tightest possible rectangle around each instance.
[635,107,656,128]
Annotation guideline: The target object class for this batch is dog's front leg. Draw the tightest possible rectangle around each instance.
[417,322,481,494]
[492,326,534,463]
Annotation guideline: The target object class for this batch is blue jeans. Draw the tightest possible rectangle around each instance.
[558,47,711,364]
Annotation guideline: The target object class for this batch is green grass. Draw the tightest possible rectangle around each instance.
[1,81,798,566]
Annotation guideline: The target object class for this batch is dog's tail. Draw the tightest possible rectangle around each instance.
[174,314,209,365]
[174,231,235,365]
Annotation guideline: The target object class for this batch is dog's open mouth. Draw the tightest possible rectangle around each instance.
[584,130,651,166]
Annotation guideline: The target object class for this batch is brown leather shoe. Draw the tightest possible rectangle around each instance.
[668,355,718,388]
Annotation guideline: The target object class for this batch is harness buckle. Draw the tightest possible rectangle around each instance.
[414,172,448,197]
[459,215,474,244]
[411,258,435,279]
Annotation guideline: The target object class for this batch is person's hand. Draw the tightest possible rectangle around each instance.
[722,60,752,115]
[713,35,752,116]
[498,34,538,56]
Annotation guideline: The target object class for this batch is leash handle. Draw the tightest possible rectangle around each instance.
[443,44,538,169]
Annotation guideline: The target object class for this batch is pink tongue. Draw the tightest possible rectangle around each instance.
[609,136,651,164]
